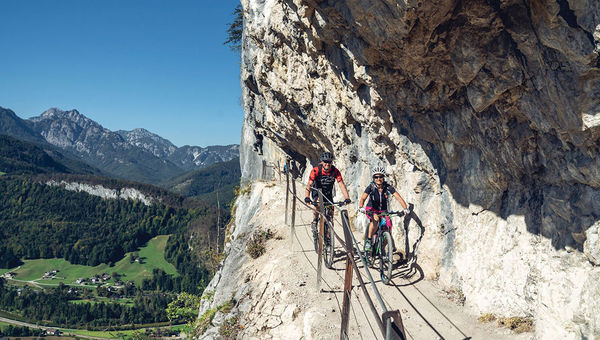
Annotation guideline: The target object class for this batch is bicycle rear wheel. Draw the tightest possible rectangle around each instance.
[324,219,335,269]
[379,231,394,284]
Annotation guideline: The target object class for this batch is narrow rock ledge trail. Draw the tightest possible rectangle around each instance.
[202,181,533,340]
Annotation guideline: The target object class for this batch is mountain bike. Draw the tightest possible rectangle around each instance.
[362,210,405,285]
[311,200,345,269]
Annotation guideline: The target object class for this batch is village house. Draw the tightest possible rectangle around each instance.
[1,272,16,279]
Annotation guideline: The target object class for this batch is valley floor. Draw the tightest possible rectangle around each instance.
[201,181,533,339]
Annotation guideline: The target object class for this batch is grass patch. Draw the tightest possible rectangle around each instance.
[497,316,534,333]
[3,235,178,287]
[62,328,138,339]
[246,228,274,259]
[219,315,240,339]
[69,297,134,307]
[443,287,465,306]
[217,296,236,314]
[201,290,215,302]
[478,313,496,323]
[196,308,217,335]
[234,183,252,197]
[190,296,237,338]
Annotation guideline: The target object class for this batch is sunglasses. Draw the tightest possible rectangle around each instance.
[323,160,332,164]
[373,175,384,179]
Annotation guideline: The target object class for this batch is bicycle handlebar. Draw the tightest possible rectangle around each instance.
[359,210,406,217]
[309,200,346,207]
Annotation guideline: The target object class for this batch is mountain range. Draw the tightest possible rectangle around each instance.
[0,106,239,184]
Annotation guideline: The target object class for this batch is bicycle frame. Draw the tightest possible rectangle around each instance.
[363,210,404,284]
[312,200,345,269]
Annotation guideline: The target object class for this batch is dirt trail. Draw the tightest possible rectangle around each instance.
[243,181,533,340]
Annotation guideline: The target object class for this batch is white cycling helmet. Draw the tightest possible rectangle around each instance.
[371,166,386,177]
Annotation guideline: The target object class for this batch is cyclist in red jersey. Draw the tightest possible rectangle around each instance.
[304,152,351,239]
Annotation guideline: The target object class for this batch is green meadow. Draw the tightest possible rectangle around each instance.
[4,235,178,287]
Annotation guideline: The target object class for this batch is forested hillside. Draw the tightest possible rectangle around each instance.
[0,134,100,176]
[162,157,241,206]
[0,124,231,331]
[0,177,214,267]
[0,134,68,174]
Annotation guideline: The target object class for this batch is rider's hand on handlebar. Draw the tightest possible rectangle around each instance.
[304,197,311,204]
[344,198,351,205]
[358,207,366,214]
[403,208,410,216]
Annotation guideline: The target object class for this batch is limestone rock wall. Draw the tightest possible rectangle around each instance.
[45,180,154,205]
[238,0,600,338]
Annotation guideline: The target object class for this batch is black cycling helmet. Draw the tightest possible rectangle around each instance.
[320,152,334,162]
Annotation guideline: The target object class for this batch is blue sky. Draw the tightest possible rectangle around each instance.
[0,0,243,147]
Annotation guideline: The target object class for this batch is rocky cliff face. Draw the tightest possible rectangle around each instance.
[236,0,600,338]
[46,180,154,205]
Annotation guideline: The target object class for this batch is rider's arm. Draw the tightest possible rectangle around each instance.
[392,191,408,210]
[305,178,314,199]
[358,192,368,208]
[338,179,351,201]
[334,168,351,203]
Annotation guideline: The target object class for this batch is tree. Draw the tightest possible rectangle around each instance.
[224,4,243,52]
[166,292,201,323]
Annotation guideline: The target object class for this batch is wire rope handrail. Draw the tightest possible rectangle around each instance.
[280,167,463,340]
[285,175,406,339]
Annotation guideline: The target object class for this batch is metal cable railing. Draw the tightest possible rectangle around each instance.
[293,204,368,340]
[284,169,407,340]
[279,164,470,340]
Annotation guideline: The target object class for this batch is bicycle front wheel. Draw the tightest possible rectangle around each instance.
[324,219,335,269]
[364,237,375,268]
[379,231,394,285]
[312,218,319,253]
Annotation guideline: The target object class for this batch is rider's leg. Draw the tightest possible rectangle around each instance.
[369,214,380,239]
[312,205,319,221]
[311,191,319,222]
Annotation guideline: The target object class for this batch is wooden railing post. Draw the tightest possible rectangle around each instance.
[316,190,324,292]
[277,160,281,181]
[382,310,407,340]
[290,178,297,251]
[340,210,353,340]
[285,160,290,226]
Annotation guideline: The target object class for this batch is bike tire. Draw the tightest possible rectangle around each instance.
[324,219,335,269]
[379,231,394,285]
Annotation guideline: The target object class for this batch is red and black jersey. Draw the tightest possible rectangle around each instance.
[309,164,342,197]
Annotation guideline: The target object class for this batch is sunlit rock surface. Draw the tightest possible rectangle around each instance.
[46,180,154,205]
[234,0,600,338]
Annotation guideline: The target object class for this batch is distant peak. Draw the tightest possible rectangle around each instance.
[31,108,96,124]
[41,108,80,117]
[118,128,160,139]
